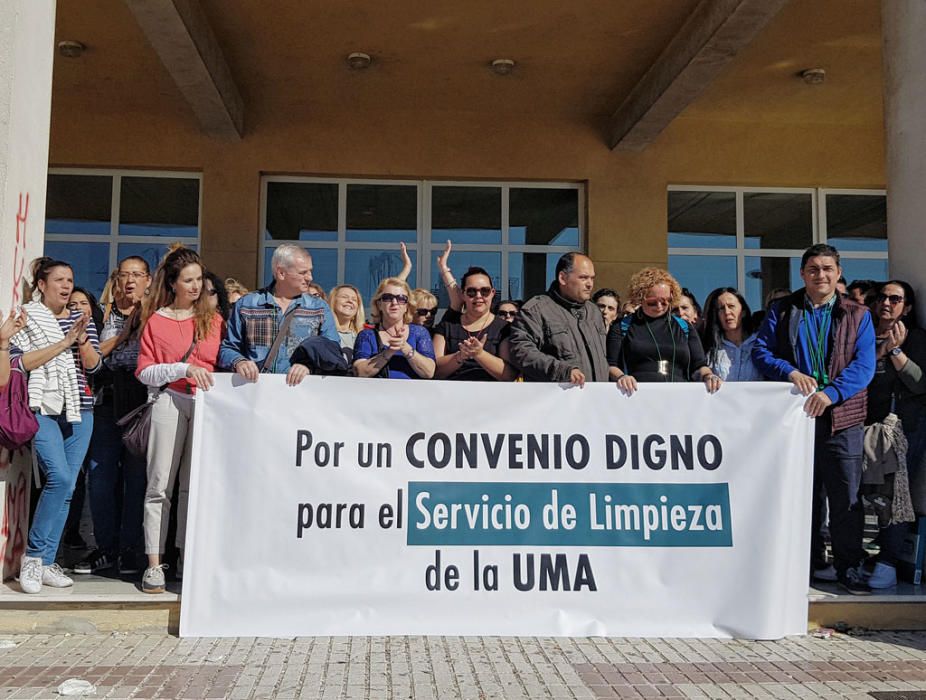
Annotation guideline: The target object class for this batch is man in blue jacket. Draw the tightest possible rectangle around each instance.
[219,244,339,385]
[753,244,876,594]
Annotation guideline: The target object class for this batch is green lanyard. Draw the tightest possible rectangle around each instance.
[802,300,832,389]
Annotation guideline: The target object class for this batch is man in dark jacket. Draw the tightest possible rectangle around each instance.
[508,252,608,385]
[753,244,876,594]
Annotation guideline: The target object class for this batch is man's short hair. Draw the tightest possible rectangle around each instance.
[271,244,310,273]
[800,244,840,269]
[847,279,877,295]
[555,252,586,278]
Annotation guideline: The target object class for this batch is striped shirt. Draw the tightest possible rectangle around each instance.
[58,312,102,412]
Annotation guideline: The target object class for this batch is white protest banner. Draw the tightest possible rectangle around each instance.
[181,376,813,639]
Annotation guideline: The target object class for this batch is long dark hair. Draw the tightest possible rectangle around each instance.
[871,279,919,330]
[141,246,216,341]
[70,287,104,335]
[701,287,755,363]
[204,270,231,321]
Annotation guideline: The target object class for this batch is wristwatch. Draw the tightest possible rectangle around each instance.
[889,347,903,357]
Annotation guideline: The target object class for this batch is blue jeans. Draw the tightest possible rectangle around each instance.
[811,419,866,577]
[87,403,146,556]
[29,411,94,565]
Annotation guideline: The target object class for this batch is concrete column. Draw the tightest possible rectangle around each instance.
[882,0,926,323]
[0,0,56,581]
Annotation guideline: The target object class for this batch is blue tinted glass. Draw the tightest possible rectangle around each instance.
[507,252,561,301]
[743,256,802,311]
[44,241,110,299]
[509,188,579,246]
[346,185,417,243]
[431,187,501,244]
[839,258,889,286]
[826,195,886,252]
[263,248,338,297]
[119,177,199,237]
[668,255,737,310]
[265,182,338,241]
[743,193,813,250]
[116,242,197,276]
[345,248,416,309]
[667,191,736,249]
[430,252,501,307]
[45,174,112,236]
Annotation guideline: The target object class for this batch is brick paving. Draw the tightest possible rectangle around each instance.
[2,633,926,699]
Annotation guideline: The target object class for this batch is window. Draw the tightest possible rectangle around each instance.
[45,170,201,299]
[261,178,584,308]
[667,187,887,312]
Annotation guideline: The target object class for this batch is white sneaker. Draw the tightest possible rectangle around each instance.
[142,565,167,594]
[42,563,74,589]
[18,556,43,594]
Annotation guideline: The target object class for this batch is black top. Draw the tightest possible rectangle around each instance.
[607,310,707,383]
[434,315,510,381]
[866,327,926,425]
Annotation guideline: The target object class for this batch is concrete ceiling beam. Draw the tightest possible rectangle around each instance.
[123,0,243,139]
[608,0,789,152]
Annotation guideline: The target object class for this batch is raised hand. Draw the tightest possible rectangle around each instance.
[436,240,452,273]
[0,308,27,344]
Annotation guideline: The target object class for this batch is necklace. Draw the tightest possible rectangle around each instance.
[462,312,492,341]
[642,314,676,381]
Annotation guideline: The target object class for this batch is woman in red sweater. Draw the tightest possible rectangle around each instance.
[135,246,223,594]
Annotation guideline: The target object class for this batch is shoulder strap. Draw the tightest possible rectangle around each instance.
[619,315,632,335]
[261,311,296,373]
[673,316,690,337]
[157,337,197,392]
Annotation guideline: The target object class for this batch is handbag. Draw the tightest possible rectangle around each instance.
[116,339,197,458]
[0,355,39,450]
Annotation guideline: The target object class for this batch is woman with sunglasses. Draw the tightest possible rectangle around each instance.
[607,267,719,395]
[859,280,926,588]
[433,267,517,381]
[410,288,439,332]
[353,277,435,379]
[496,300,522,325]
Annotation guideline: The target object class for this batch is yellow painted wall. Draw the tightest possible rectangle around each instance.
[47,106,884,296]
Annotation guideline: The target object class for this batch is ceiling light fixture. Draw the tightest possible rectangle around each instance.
[490,58,516,76]
[57,40,86,59]
[347,52,372,70]
[800,68,826,85]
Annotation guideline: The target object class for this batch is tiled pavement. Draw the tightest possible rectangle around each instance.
[3,633,926,699]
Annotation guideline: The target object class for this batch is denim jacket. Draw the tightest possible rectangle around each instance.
[218,285,340,374]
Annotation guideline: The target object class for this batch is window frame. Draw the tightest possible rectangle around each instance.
[45,167,203,272]
[260,176,585,300]
[667,185,887,297]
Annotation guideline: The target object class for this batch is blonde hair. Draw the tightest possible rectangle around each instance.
[410,288,437,311]
[328,284,366,335]
[224,278,249,297]
[627,267,682,308]
[370,277,414,325]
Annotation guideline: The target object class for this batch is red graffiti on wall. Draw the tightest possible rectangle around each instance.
[0,459,27,572]
[10,193,29,307]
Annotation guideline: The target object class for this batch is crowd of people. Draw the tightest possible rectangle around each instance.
[1,239,923,597]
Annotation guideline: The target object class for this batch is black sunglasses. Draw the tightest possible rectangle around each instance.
[416,308,437,316]
[877,293,905,305]
[379,293,408,304]
[464,287,493,298]
[497,310,518,319]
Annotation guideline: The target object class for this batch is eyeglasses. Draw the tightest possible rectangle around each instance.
[118,271,148,280]
[877,293,905,305]
[416,308,436,317]
[497,310,518,319]
[464,287,493,298]
[643,297,671,307]
[206,289,218,297]
[379,293,408,304]
[308,291,321,298]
